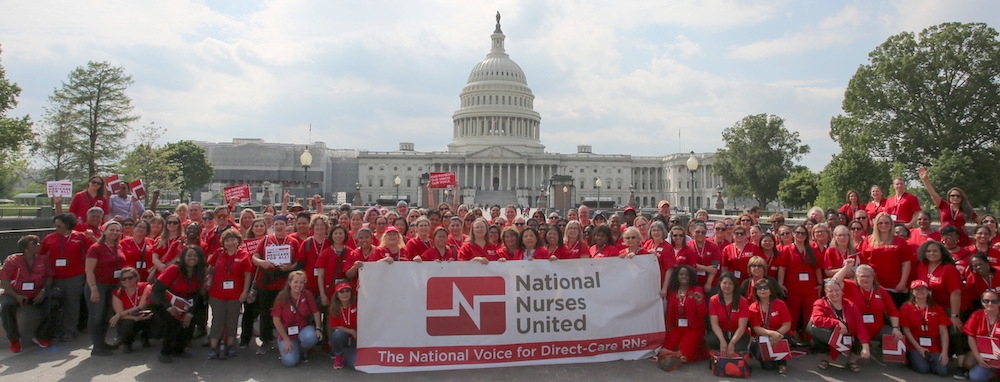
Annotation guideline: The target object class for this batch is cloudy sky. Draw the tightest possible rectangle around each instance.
[2,0,999,171]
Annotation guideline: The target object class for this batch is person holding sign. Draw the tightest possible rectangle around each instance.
[69,175,109,223]
[807,279,872,372]
[206,229,253,360]
[961,290,1000,381]
[251,215,301,355]
[151,245,207,363]
[1,235,60,353]
[832,260,903,352]
[457,219,498,263]
[108,267,153,353]
[272,271,322,367]
[899,280,950,376]
[662,265,709,365]
[109,183,144,222]
[749,278,792,374]
[920,167,981,247]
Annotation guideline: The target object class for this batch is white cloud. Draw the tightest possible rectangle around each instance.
[728,4,866,60]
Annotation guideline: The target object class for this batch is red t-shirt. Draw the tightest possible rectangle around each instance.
[719,241,760,285]
[405,237,433,259]
[157,264,203,300]
[665,286,707,332]
[900,302,949,353]
[203,224,235,256]
[513,246,550,261]
[271,291,318,340]
[709,294,750,336]
[116,282,150,310]
[68,191,109,220]
[458,242,498,261]
[547,245,570,260]
[421,246,460,262]
[0,253,55,299]
[207,249,253,300]
[315,247,351,294]
[447,234,469,248]
[777,244,820,294]
[564,240,586,259]
[908,229,941,248]
[40,231,92,280]
[841,279,899,338]
[121,236,155,281]
[886,192,920,224]
[917,263,962,309]
[495,245,517,261]
[331,302,358,337]
[859,236,911,289]
[963,310,1000,338]
[299,238,332,295]
[838,204,862,222]
[163,240,207,266]
[865,199,887,223]
[822,246,856,271]
[952,248,974,278]
[87,243,126,285]
[965,271,1000,311]
[254,234,300,290]
[589,244,620,259]
[369,246,410,262]
[749,299,792,332]
[969,245,1000,268]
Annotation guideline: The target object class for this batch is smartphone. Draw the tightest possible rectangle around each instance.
[137,310,152,315]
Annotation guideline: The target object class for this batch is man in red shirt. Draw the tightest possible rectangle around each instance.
[1,235,61,352]
[885,177,921,228]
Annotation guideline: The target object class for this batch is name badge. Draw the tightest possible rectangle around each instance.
[919,337,932,347]
[136,261,146,269]
[678,319,689,327]
[55,258,67,267]
[891,214,898,221]
[222,280,235,290]
[798,272,810,281]
[21,282,35,291]
[862,314,875,324]
[287,325,299,335]
[843,335,853,345]
[734,271,742,279]
[113,269,122,278]
[759,335,769,343]
[313,268,320,277]
[697,271,707,276]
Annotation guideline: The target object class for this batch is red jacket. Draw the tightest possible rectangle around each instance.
[810,298,871,345]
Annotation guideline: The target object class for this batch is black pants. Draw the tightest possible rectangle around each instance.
[84,283,115,350]
[255,288,280,343]
[117,316,154,345]
[240,298,259,345]
[154,304,196,356]
[0,291,63,341]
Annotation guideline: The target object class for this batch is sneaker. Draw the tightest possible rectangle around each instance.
[32,338,51,348]
[954,370,969,380]
[256,341,271,355]
[9,340,21,353]
[159,354,173,363]
[334,354,344,369]
[227,346,238,358]
[207,348,218,360]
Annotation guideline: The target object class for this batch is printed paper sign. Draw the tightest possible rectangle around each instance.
[429,172,457,189]
[829,325,851,354]
[106,174,123,194]
[355,256,665,373]
[882,334,906,364]
[977,336,1000,368]
[129,179,146,199]
[240,238,263,254]
[224,184,252,203]
[46,181,73,198]
[265,244,292,265]
[758,339,791,361]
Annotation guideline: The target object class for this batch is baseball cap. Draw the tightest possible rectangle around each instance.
[593,211,607,220]
[909,280,929,290]
[658,200,670,208]
[397,200,408,207]
[624,206,636,214]
[289,203,304,211]
[334,281,353,293]
[385,226,400,234]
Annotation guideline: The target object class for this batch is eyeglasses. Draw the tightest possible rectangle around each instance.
[779,232,791,236]
[167,221,180,225]
[624,236,639,240]
[514,223,525,226]
[984,299,1000,305]
[120,276,136,281]
[671,234,686,238]
[851,227,864,231]
[794,231,808,236]
[949,194,962,198]
[669,220,681,224]
[984,220,998,224]
[90,180,102,185]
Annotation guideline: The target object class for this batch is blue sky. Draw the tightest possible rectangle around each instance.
[2,0,999,171]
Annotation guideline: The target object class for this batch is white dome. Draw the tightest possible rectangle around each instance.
[467,57,527,85]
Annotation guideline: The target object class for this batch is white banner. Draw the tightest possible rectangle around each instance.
[356,256,665,373]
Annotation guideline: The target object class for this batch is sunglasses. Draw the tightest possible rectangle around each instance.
[167,221,180,225]
[514,223,525,226]
[715,227,727,232]
[671,234,686,238]
[779,232,791,236]
[734,232,746,236]
[624,236,639,240]
[851,227,864,231]
[725,223,734,227]
[90,180,102,185]
[741,219,751,222]
[794,231,808,236]
[120,276,136,281]
[216,214,229,219]
[669,220,681,224]
[984,299,1000,305]
[122,223,134,227]
[949,194,962,198]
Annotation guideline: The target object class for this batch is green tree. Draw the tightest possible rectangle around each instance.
[831,22,1000,171]
[814,148,892,210]
[117,122,178,194]
[713,113,810,208]
[922,148,999,210]
[165,141,214,202]
[777,169,820,210]
[48,61,139,177]
[35,107,82,181]
[0,46,34,198]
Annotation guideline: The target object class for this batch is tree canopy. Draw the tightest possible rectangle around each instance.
[713,113,810,208]
[0,46,34,197]
[777,169,819,210]
[165,141,214,202]
[814,148,892,210]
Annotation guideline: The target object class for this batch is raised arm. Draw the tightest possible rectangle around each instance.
[918,167,943,207]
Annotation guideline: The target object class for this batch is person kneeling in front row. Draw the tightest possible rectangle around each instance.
[1,235,62,353]
[272,270,322,367]
[329,281,358,369]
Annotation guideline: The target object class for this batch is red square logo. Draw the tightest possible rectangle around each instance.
[426,277,506,336]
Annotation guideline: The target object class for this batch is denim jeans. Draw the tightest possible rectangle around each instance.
[277,325,319,367]
[906,350,948,376]
[330,329,357,368]
[969,365,996,382]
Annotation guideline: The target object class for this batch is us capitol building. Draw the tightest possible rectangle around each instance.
[196,14,721,211]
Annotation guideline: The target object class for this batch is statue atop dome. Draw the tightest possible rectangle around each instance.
[495,11,502,34]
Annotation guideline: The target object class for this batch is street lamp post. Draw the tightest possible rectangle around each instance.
[394,175,401,202]
[595,178,602,209]
[686,151,699,216]
[563,186,568,215]
[354,180,361,206]
[300,148,313,208]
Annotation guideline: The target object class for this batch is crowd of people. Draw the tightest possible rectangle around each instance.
[2,171,999,379]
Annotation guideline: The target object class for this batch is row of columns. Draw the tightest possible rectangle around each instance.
[634,167,664,191]
[453,116,539,140]
[432,162,558,191]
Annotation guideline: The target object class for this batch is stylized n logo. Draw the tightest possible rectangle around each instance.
[426,277,506,336]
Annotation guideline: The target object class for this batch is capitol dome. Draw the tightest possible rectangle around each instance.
[448,13,544,154]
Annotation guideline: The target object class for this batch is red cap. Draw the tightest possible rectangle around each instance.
[385,226,400,234]
[334,281,353,293]
[624,205,636,214]
[909,280,929,290]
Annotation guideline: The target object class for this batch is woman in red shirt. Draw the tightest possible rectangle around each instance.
[317,225,350,306]
[839,189,863,222]
[151,245,207,363]
[370,226,409,262]
[900,280,950,376]
[860,212,912,307]
[916,240,963,329]
[971,226,1000,267]
[721,225,760,288]
[122,220,155,282]
[961,290,1000,381]
[965,254,1000,312]
[404,217,433,257]
[206,229,253,360]
[807,280,872,372]
[69,175,109,222]
[865,185,887,225]
[271,271,321,367]
[832,261,903,347]
[457,218,497,263]
[909,211,942,248]
[108,267,152,353]
[329,281,357,369]
[588,225,619,259]
[749,278,792,374]
[84,221,126,356]
[618,227,649,260]
[513,227,549,261]
[152,214,182,279]
[853,210,871,237]
[562,220,586,259]
[298,215,331,300]
[740,256,784,302]
[824,226,857,279]
[251,215,301,355]
[709,272,750,357]
[495,227,520,261]
[777,224,822,345]
[776,225,794,250]
[758,233,780,279]
[417,227,459,262]
[544,226,569,260]
[662,265,709,365]
[920,167,981,246]
[645,220,670,259]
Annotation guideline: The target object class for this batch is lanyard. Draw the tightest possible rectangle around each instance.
[21,255,35,281]
[86,192,97,208]
[676,288,687,313]
[733,243,745,260]
[125,286,140,308]
[721,296,736,328]
[107,243,121,272]
[794,245,808,268]
[917,303,930,331]
[341,306,352,326]
[828,298,848,332]
[861,285,876,310]
[222,248,237,276]
[135,237,147,265]
[696,241,708,260]
[760,300,772,328]
[987,313,1000,337]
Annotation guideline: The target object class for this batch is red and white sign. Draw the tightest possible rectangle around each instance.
[758,338,791,361]
[828,325,852,359]
[429,172,457,189]
[355,256,665,373]
[224,184,251,203]
[46,181,73,198]
[977,336,1000,368]
[240,238,263,254]
[882,334,906,364]
[129,179,146,200]
[106,174,123,194]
